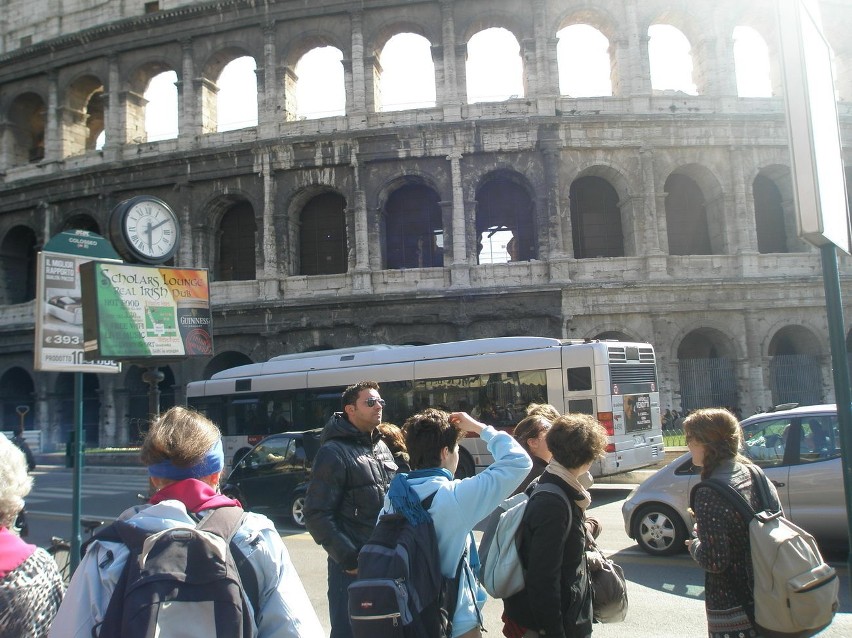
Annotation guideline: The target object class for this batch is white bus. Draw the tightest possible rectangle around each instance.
[185,337,664,477]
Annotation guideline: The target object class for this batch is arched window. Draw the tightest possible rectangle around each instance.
[62,214,100,234]
[570,176,624,257]
[384,184,443,269]
[217,56,258,131]
[677,329,739,411]
[648,25,697,95]
[65,75,105,156]
[7,93,46,164]
[753,174,787,253]
[734,26,772,98]
[296,47,346,119]
[378,34,436,111]
[0,367,34,434]
[217,202,257,281]
[466,28,524,103]
[665,174,711,255]
[475,175,535,263]
[55,372,101,446]
[0,226,37,304]
[556,25,612,97]
[145,71,179,141]
[300,192,347,275]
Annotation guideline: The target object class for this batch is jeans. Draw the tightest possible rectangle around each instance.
[328,557,357,638]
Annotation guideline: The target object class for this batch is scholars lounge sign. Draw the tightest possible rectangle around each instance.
[80,262,213,359]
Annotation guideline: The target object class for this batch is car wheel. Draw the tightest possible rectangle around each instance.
[290,495,306,527]
[632,503,688,556]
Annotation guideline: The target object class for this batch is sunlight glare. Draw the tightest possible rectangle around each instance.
[296,47,346,119]
[649,25,697,95]
[734,26,772,98]
[218,56,258,131]
[379,33,436,111]
[557,24,612,97]
[466,28,524,103]
[144,71,178,141]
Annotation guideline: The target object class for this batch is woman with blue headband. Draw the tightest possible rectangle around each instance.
[51,406,324,638]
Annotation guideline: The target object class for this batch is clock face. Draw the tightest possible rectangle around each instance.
[110,196,180,263]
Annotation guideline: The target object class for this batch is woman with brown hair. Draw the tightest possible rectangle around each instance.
[684,407,780,638]
[511,414,552,495]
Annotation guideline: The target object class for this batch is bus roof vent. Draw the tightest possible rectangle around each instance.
[235,378,252,392]
[270,345,399,361]
[608,346,627,363]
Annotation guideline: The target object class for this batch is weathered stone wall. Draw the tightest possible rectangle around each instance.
[1,0,851,445]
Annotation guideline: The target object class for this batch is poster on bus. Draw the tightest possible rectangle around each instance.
[80,262,213,360]
[34,231,121,373]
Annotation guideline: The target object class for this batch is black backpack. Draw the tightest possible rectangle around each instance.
[347,492,462,638]
[86,506,259,638]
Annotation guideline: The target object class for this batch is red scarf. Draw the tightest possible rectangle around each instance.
[148,478,242,513]
[0,526,35,579]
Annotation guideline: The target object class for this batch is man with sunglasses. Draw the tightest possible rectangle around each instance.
[305,381,397,638]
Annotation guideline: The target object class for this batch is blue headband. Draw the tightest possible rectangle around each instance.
[148,439,224,480]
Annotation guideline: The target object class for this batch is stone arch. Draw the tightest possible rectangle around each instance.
[125,60,179,142]
[0,366,34,432]
[592,330,635,341]
[554,7,619,98]
[644,11,701,95]
[0,225,38,304]
[63,74,105,156]
[664,163,725,255]
[462,18,527,103]
[200,46,259,132]
[203,351,253,379]
[569,163,632,258]
[474,169,537,263]
[287,185,348,276]
[380,178,444,269]
[373,30,437,112]
[61,212,100,234]
[752,164,806,253]
[768,325,824,406]
[6,92,46,165]
[676,327,740,411]
[368,19,437,54]
[286,37,347,120]
[216,199,257,282]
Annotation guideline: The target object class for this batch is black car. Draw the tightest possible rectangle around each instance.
[223,429,322,527]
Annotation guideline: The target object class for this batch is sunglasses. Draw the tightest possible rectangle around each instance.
[366,398,386,407]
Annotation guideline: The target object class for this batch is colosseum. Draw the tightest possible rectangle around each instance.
[1,0,851,449]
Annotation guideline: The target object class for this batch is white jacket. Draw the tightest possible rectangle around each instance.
[48,500,325,638]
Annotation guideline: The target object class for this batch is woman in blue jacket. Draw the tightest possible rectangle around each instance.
[380,409,531,638]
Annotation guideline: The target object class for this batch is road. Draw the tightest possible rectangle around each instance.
[24,466,852,637]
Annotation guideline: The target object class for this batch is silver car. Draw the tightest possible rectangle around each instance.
[622,404,846,556]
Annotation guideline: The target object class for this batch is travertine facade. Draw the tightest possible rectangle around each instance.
[1,0,852,447]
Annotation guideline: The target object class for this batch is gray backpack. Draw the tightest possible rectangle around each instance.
[690,465,838,638]
[90,506,258,638]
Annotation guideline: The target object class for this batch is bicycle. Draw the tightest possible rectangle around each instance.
[47,518,104,586]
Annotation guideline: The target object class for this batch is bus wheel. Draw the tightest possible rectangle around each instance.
[455,447,475,479]
[232,447,251,468]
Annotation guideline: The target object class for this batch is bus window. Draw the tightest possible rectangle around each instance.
[567,367,592,391]
[568,399,594,415]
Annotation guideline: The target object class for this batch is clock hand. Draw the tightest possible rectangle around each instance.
[146,220,154,251]
[149,218,171,232]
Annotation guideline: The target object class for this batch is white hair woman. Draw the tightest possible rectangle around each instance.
[0,434,64,637]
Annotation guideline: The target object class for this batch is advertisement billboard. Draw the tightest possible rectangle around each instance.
[34,231,121,373]
[80,262,212,360]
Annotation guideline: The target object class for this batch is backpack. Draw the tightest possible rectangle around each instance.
[88,506,260,638]
[689,464,839,638]
[347,491,461,638]
[477,481,571,599]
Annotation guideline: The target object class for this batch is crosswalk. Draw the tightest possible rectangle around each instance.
[27,471,152,519]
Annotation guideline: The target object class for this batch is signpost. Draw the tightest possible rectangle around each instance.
[34,230,121,575]
[777,0,852,584]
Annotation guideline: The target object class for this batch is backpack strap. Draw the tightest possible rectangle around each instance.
[197,507,261,627]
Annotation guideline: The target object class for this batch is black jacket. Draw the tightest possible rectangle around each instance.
[503,473,593,638]
[304,413,397,570]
